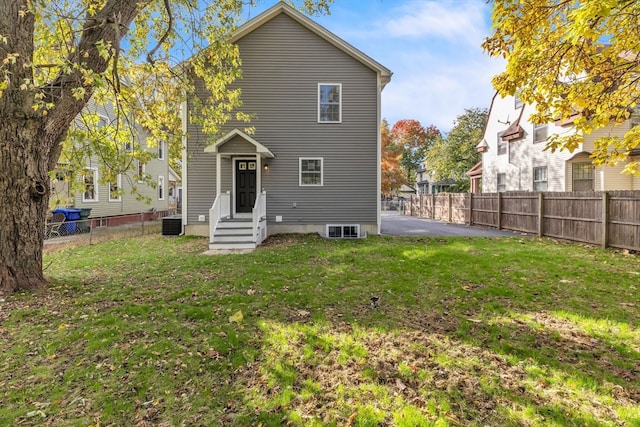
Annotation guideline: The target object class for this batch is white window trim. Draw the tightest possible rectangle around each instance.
[158,175,165,200]
[533,122,548,143]
[158,141,165,160]
[497,173,506,193]
[137,161,146,183]
[326,224,360,239]
[497,132,507,156]
[533,166,548,191]
[108,174,122,202]
[318,83,342,123]
[97,114,109,127]
[514,92,523,109]
[82,167,98,203]
[299,157,323,187]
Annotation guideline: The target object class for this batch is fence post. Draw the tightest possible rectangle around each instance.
[497,192,502,230]
[420,194,424,218]
[468,193,473,226]
[448,193,452,223]
[431,194,435,219]
[538,192,544,237]
[601,191,609,248]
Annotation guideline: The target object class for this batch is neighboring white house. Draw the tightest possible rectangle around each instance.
[477,92,640,192]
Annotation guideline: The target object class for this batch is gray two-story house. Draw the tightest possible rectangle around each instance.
[51,96,173,227]
[182,3,392,249]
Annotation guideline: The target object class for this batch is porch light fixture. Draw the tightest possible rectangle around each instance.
[264,164,269,171]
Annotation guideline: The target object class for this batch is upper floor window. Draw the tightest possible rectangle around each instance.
[299,157,323,186]
[108,174,122,202]
[631,108,640,128]
[514,91,523,109]
[533,123,548,143]
[497,132,507,155]
[318,83,341,123]
[97,114,109,127]
[82,168,98,202]
[533,166,548,191]
[158,141,165,160]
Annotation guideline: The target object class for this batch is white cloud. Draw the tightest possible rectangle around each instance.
[382,54,504,131]
[312,0,503,131]
[385,0,488,45]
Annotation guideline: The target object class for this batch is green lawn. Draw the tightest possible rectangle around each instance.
[1,234,639,426]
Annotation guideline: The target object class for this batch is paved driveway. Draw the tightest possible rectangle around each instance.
[380,211,522,237]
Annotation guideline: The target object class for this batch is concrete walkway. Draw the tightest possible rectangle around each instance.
[380,211,523,237]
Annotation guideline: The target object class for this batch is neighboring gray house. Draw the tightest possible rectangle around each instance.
[182,3,392,249]
[50,97,172,226]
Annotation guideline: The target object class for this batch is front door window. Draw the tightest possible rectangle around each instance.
[235,160,256,213]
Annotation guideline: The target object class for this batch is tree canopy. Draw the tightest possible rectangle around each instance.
[391,119,441,184]
[381,119,404,196]
[425,108,487,192]
[483,0,640,174]
[0,0,332,295]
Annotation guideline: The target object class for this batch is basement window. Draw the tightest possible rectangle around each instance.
[327,224,360,238]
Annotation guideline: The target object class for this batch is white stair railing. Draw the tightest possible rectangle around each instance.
[252,191,267,244]
[209,191,231,242]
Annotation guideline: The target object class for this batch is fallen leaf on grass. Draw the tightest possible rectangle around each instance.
[229,310,243,324]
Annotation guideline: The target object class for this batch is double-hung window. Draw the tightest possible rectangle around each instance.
[82,168,98,202]
[631,108,640,128]
[572,162,594,191]
[299,158,323,186]
[137,161,146,183]
[497,132,507,155]
[514,90,523,109]
[158,141,165,160]
[158,175,165,200]
[318,83,341,123]
[108,174,122,202]
[533,166,548,191]
[497,173,506,192]
[533,123,548,143]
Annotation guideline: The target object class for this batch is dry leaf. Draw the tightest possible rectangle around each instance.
[229,310,243,324]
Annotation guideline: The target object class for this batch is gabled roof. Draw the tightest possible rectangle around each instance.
[232,3,392,87]
[476,138,489,153]
[500,102,526,141]
[466,161,482,177]
[204,129,275,158]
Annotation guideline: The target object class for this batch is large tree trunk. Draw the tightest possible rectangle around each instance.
[0,119,50,295]
[0,0,148,295]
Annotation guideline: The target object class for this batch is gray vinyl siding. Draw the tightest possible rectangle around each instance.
[218,136,257,154]
[185,12,381,227]
[65,99,170,218]
[72,149,169,218]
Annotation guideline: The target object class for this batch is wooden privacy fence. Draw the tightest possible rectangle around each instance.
[407,191,640,251]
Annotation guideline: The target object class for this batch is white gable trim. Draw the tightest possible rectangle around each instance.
[204,129,275,158]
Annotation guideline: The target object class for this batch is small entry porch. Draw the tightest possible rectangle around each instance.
[204,129,274,250]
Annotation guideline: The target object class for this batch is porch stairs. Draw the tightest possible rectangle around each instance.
[210,217,256,250]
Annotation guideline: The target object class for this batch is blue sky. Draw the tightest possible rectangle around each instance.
[244,0,504,132]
